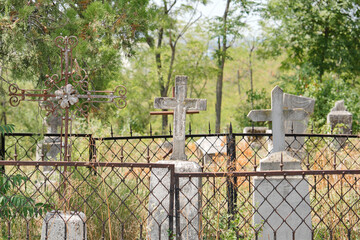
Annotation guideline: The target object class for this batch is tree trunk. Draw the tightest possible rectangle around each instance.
[215,0,231,133]
[215,61,225,133]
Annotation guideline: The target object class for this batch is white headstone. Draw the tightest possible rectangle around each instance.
[283,93,315,155]
[327,100,352,133]
[195,136,227,163]
[253,152,312,240]
[41,211,87,240]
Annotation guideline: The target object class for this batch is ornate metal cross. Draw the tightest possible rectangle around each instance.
[247,86,307,153]
[9,36,127,161]
[154,75,206,160]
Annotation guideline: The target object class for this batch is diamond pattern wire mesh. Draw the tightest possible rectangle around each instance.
[2,133,360,172]
[0,161,174,240]
[176,170,360,239]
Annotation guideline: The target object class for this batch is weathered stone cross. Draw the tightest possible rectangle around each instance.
[247,86,308,153]
[154,76,206,160]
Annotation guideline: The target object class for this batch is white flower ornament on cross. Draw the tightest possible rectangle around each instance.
[55,84,79,109]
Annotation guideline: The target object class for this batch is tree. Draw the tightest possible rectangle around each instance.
[260,0,360,82]
[143,0,205,132]
[211,0,251,133]
[0,0,152,132]
[260,0,360,132]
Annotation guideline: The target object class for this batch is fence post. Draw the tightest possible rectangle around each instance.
[88,134,96,175]
[226,124,237,217]
[0,133,4,174]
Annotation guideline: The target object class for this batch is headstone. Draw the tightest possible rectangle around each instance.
[243,127,268,150]
[36,110,62,173]
[195,136,227,164]
[284,93,315,158]
[148,160,201,240]
[327,100,352,148]
[149,76,206,239]
[41,211,87,240]
[248,86,312,239]
[247,86,308,153]
[253,152,312,240]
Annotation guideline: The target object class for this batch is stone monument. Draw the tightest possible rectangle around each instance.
[41,211,86,240]
[248,86,312,239]
[283,93,315,158]
[148,76,206,239]
[36,108,62,173]
[327,100,352,148]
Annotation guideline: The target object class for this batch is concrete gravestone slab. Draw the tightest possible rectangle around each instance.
[149,76,206,239]
[248,86,312,239]
[36,110,62,173]
[243,127,268,150]
[195,136,227,164]
[41,211,87,240]
[283,93,315,158]
[327,100,353,148]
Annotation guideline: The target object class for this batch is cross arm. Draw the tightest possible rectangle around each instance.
[184,99,207,111]
[248,109,308,122]
[154,97,177,109]
[247,110,272,122]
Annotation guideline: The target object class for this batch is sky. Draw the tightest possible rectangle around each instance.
[186,0,263,37]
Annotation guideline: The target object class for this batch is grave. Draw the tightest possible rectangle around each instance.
[9,35,127,240]
[194,136,227,164]
[327,100,352,149]
[248,86,312,239]
[261,93,315,159]
[41,211,86,240]
[36,108,62,173]
[283,93,315,159]
[243,126,268,150]
[148,75,206,239]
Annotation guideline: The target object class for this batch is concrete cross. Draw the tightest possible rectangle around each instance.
[247,86,308,153]
[154,76,206,160]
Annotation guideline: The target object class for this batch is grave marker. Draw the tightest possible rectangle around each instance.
[154,76,206,160]
[248,86,312,239]
[247,86,307,153]
[9,35,127,240]
[149,76,206,239]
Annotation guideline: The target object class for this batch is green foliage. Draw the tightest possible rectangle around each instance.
[0,124,14,135]
[260,0,360,82]
[0,174,51,219]
[235,88,270,129]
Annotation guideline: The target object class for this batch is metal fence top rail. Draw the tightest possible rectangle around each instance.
[5,132,360,140]
[176,169,360,177]
[0,160,175,169]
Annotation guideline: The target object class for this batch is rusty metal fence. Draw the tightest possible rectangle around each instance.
[175,170,360,240]
[1,132,360,239]
[2,132,360,171]
[0,161,174,240]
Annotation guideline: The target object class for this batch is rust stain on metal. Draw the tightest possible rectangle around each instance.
[9,36,127,162]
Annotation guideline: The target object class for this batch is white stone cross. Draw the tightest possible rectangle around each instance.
[154,76,207,160]
[247,86,308,153]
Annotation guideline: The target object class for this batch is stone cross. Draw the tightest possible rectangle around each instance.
[247,86,308,153]
[154,76,206,160]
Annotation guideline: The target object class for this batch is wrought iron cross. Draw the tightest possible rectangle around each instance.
[247,86,307,153]
[9,36,127,161]
[154,76,206,160]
